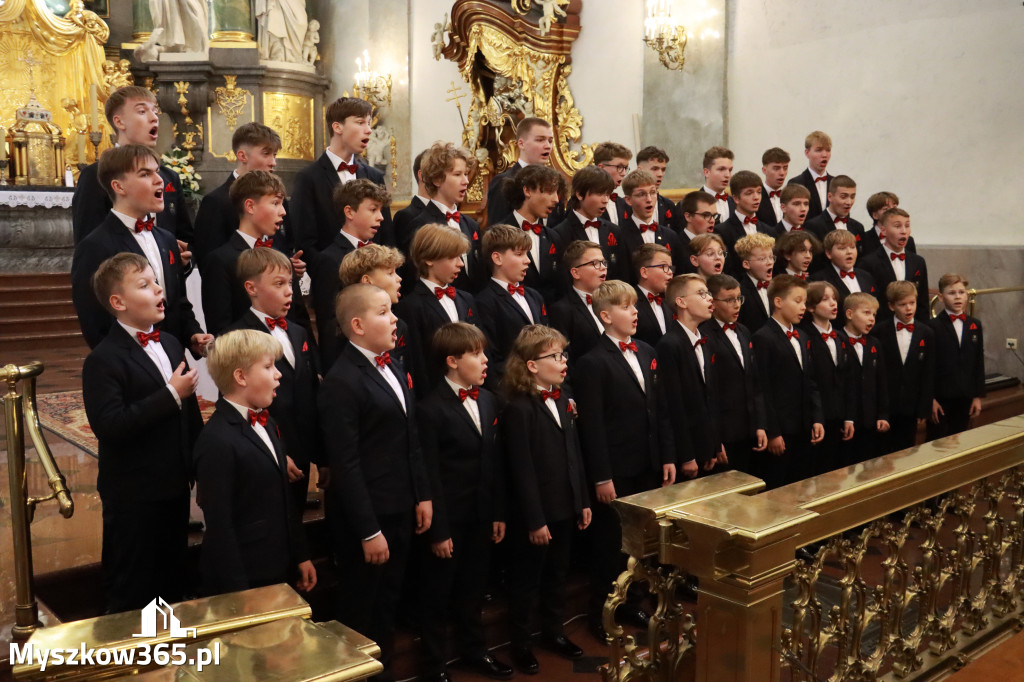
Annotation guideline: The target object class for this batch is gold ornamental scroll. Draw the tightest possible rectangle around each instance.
[262,91,314,161]
[0,0,109,166]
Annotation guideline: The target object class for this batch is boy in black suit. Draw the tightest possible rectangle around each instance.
[393,150,431,251]
[778,184,811,234]
[229,248,322,517]
[619,169,684,274]
[395,223,476,396]
[82,253,203,612]
[787,131,833,221]
[775,230,819,279]
[336,244,409,373]
[699,146,735,224]
[195,329,317,596]
[810,230,876,310]
[840,293,890,464]
[593,142,633,226]
[636,146,675,227]
[497,164,564,302]
[405,142,484,293]
[500,325,591,673]
[416,323,514,682]
[927,274,985,440]
[752,275,825,488]
[700,274,768,476]
[551,165,627,283]
[674,190,719,265]
[758,147,790,226]
[576,280,674,637]
[320,283,432,678]
[735,233,776,334]
[875,281,935,452]
[309,179,391,367]
[632,243,674,347]
[688,233,728,281]
[475,224,548,388]
[73,86,193,247]
[291,97,393,252]
[72,145,210,353]
[549,240,607,367]
[863,191,916,257]
[719,170,778,275]
[486,117,555,225]
[859,208,929,323]
[803,176,866,269]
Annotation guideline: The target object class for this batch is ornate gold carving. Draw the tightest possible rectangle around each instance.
[214,75,250,130]
[389,134,398,189]
[171,81,203,151]
[262,92,314,161]
[102,58,134,91]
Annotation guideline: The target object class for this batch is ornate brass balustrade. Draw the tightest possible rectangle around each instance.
[605,417,1024,681]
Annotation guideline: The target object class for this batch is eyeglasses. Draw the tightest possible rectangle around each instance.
[714,295,745,305]
[687,289,712,300]
[577,259,608,270]
[690,211,720,223]
[644,263,675,275]
[630,190,659,200]
[749,255,776,264]
[599,162,630,173]
[535,351,569,362]
[700,250,726,258]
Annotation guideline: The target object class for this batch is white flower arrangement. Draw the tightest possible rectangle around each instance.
[161,147,202,197]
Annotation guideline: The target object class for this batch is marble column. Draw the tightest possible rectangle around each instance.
[131,0,153,42]
[210,0,256,44]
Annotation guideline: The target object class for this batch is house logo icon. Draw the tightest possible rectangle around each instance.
[133,597,197,638]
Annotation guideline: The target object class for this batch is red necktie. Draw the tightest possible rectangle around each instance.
[890,252,906,261]
[769,190,781,199]
[693,336,708,347]
[584,219,602,229]
[743,215,758,226]
[255,237,274,248]
[949,313,966,322]
[815,176,828,183]
[446,211,461,223]
[458,387,479,402]
[522,221,542,234]
[821,330,837,341]
[338,161,359,174]
[757,280,770,290]
[715,193,728,202]
[786,330,800,340]
[248,409,269,427]
[897,322,914,332]
[265,316,287,330]
[540,388,561,401]
[374,352,392,368]
[648,292,663,305]
[435,286,456,300]
[585,294,592,305]
[638,223,656,233]
[134,216,154,233]
[722,322,737,331]
[357,240,370,248]
[508,283,525,296]
[136,329,160,347]
[840,269,856,279]
[834,216,848,224]
[848,336,865,346]
[619,340,637,353]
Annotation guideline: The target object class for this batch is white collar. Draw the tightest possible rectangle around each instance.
[574,209,598,226]
[224,397,261,421]
[325,148,356,169]
[236,229,259,248]
[774,318,795,334]
[117,320,156,344]
[444,376,474,397]
[812,320,833,335]
[350,340,390,366]
[111,209,149,230]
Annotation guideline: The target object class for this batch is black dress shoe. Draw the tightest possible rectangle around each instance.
[588,617,609,643]
[510,645,539,675]
[615,605,651,629]
[539,634,584,659]
[460,653,514,680]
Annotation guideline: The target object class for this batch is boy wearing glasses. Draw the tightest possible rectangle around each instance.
[735,233,777,333]
[700,274,768,476]
[550,240,608,367]
[688,233,728,280]
[757,147,790,226]
[699,146,736,223]
[675,190,719,271]
[719,170,779,276]
[633,244,674,347]
[592,142,633,225]
[778,184,811,234]
[553,165,628,283]
[619,169,684,275]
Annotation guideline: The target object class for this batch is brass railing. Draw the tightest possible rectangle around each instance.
[929,285,1024,318]
[604,417,1024,681]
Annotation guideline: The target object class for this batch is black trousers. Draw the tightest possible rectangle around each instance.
[842,426,881,467]
[333,509,414,681]
[101,494,189,614]
[722,437,757,477]
[813,418,844,477]
[507,517,574,647]
[417,518,493,675]
[753,433,807,489]
[926,397,972,441]
[886,415,920,454]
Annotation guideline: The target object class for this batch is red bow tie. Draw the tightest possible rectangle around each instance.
[786,330,800,340]
[715,193,728,202]
[848,336,865,346]
[540,388,561,401]
[839,269,856,279]
[647,292,663,305]
[357,240,371,248]
[136,329,160,347]
[265,316,287,330]
[584,219,602,229]
[792,225,804,231]
[338,161,359,174]
[522,221,542,234]
[897,322,914,332]
[948,313,966,322]
[374,352,392,368]
[255,237,274,248]
[508,283,525,296]
[833,216,848,224]
[756,280,770,290]
[821,330,837,341]
[638,223,656,233]
[435,286,456,300]
[585,294,592,305]
[743,215,758,226]
[890,252,906,261]
[693,336,708,347]
[619,340,637,353]
[458,387,479,402]
[815,176,829,183]
[795,272,808,280]
[248,409,269,427]
[446,211,461,223]
[722,322,737,331]
[769,190,781,199]
[134,216,154,233]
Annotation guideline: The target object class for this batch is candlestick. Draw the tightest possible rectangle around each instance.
[77,133,87,164]
[89,130,102,162]
[89,84,99,131]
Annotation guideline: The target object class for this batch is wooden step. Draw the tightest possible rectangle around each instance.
[0,272,70,287]
[0,284,74,305]
[0,299,77,318]
[1,330,87,352]
[0,315,82,335]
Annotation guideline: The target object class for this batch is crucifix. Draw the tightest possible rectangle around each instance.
[446,80,466,128]
[23,48,42,97]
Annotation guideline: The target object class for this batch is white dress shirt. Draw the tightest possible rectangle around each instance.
[432,199,468,274]
[513,210,542,268]
[736,210,758,236]
[224,398,278,464]
[606,192,622,225]
[446,377,481,433]
[638,285,666,333]
[950,314,965,344]
[833,264,862,293]
[717,318,744,368]
[493,277,534,323]
[826,209,847,231]
[325,148,357,184]
[112,209,165,285]
[810,169,828,212]
[606,332,645,391]
[538,384,562,427]
[764,183,783,222]
[118,321,180,407]
[235,229,258,249]
[846,329,865,364]
[895,319,913,363]
[351,341,406,412]
[574,210,600,243]
[632,214,657,244]
[883,244,907,281]
[678,321,706,381]
[775,318,803,368]
[781,219,798,233]
[573,287,603,332]
[812,320,838,365]
[423,278,458,322]
[749,273,770,314]
[338,229,364,250]
[702,185,730,223]
[252,306,295,367]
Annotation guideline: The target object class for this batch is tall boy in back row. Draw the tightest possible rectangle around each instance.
[757,147,790,226]
[619,169,684,275]
[552,165,627,283]
[787,131,833,221]
[697,146,735,224]
[487,117,556,225]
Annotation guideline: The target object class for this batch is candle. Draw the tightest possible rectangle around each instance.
[89,84,99,131]
[77,132,86,163]
[0,129,6,162]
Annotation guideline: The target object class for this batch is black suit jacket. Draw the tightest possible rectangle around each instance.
[201,233,284,336]
[634,286,669,348]
[699,319,766,443]
[72,212,203,349]
[738,275,772,334]
[81,324,203,502]
[752,320,824,438]
[228,311,323,467]
[875,320,936,419]
[500,390,589,530]
[73,163,194,245]
[418,383,504,543]
[549,291,604,369]
[575,335,672,481]
[394,280,477,396]
[698,185,736,223]
[475,279,547,388]
[194,399,309,594]
[290,151,393,252]
[846,332,890,426]
[756,185,784,226]
[929,314,986,401]
[406,201,485,293]
[717,214,779,276]
[861,224,917,258]
[617,218,684,282]
[319,343,430,540]
[394,195,427,254]
[551,211,628,284]
[486,164,521,225]
[799,321,857,422]
[309,232,358,367]
[803,212,866,271]
[787,169,832,221]
[858,248,930,323]
[656,323,719,466]
[498,212,562,302]
[808,265,877,312]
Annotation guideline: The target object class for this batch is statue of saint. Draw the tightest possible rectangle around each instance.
[256,0,309,63]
